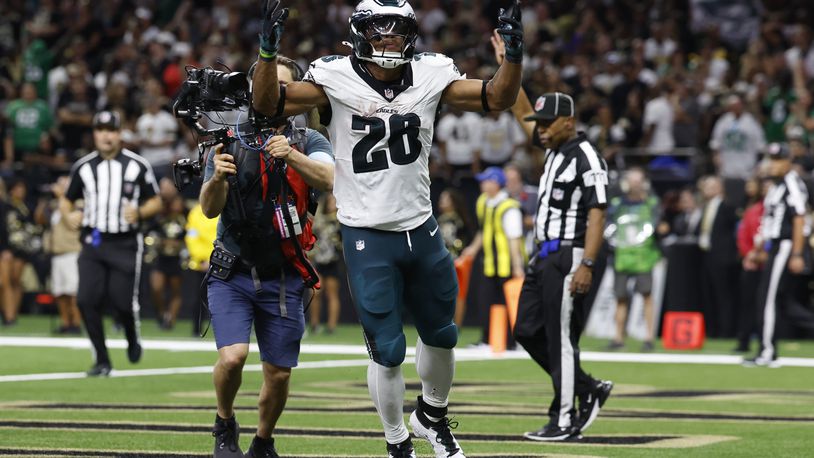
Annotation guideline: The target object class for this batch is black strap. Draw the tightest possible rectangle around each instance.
[274,84,286,118]
[277,164,319,287]
[197,269,212,338]
[481,80,491,113]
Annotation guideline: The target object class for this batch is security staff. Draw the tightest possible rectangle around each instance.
[744,143,814,367]
[461,166,526,347]
[510,91,613,441]
[60,110,162,376]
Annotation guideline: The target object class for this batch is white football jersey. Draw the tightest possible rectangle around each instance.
[304,53,464,231]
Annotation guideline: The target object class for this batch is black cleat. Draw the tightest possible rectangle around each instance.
[212,414,243,458]
[127,342,142,363]
[523,422,580,442]
[86,363,111,377]
[576,380,613,433]
[245,436,279,458]
[386,437,417,458]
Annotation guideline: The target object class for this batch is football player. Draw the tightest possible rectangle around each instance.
[253,1,524,457]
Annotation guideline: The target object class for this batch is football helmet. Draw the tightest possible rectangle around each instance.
[349,0,418,69]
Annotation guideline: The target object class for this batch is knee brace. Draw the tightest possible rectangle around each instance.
[367,331,406,367]
[422,322,458,349]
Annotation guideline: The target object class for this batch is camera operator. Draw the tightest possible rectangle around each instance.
[203,57,334,458]
[59,110,162,376]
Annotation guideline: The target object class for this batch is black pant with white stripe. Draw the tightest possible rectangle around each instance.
[756,240,814,360]
[514,246,598,428]
[77,233,143,366]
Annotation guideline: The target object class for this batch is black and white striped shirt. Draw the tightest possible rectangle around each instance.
[761,170,809,241]
[65,149,159,234]
[534,133,609,244]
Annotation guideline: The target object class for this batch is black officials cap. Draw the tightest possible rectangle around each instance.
[92,110,121,130]
[766,142,791,160]
[524,92,575,122]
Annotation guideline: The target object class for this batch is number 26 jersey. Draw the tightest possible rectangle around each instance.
[304,53,464,231]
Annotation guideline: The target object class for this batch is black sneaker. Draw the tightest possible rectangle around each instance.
[86,363,111,377]
[212,415,243,458]
[523,422,580,441]
[386,438,417,458]
[245,436,279,458]
[127,342,142,363]
[409,401,465,458]
[576,380,614,433]
[606,340,624,351]
[641,341,654,352]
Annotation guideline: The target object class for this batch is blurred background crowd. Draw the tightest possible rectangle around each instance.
[2,0,814,346]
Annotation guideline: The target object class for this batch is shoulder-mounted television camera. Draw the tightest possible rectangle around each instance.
[171,65,284,191]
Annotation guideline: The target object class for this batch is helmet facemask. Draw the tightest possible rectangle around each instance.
[350,14,418,69]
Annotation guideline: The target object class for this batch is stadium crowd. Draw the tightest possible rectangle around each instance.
[2,0,814,348]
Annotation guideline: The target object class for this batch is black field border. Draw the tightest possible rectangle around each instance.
[0,420,673,446]
[7,402,814,423]
[0,450,559,458]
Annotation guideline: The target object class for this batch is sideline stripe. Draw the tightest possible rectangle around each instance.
[2,336,814,366]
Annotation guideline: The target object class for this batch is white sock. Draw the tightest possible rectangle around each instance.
[368,361,409,444]
[416,337,455,422]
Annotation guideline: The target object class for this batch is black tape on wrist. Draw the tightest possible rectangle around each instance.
[505,48,523,64]
[274,84,286,118]
[481,80,491,113]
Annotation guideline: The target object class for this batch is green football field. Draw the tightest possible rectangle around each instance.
[1,317,814,457]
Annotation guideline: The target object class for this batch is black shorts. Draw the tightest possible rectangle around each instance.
[478,275,510,307]
[317,260,342,280]
[156,255,183,277]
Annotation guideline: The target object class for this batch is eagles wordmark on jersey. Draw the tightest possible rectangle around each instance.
[304,52,464,231]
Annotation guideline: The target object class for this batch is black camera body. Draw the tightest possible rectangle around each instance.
[174,67,249,119]
[170,65,292,191]
[171,66,253,190]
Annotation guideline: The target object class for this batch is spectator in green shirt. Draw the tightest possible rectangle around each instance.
[3,82,53,167]
[606,168,661,352]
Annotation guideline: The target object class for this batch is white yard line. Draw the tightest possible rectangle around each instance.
[1,336,813,383]
[0,358,378,383]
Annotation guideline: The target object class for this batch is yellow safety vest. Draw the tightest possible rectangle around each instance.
[184,204,219,271]
[476,194,525,278]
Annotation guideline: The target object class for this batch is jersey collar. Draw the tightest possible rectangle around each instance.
[350,55,413,103]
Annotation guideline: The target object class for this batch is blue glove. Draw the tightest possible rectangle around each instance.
[497,1,523,64]
[259,0,289,60]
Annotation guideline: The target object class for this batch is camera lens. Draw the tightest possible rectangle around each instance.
[211,72,248,94]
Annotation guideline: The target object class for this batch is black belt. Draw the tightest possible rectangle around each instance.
[234,259,282,279]
[81,229,137,241]
[535,239,582,259]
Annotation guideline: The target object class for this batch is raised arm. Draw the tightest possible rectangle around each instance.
[251,0,328,117]
[489,29,535,140]
[441,2,523,112]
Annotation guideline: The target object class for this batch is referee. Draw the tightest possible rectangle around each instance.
[744,143,814,367]
[59,110,162,376]
[510,91,613,441]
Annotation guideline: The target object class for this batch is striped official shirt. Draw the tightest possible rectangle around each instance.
[65,149,159,234]
[760,170,809,241]
[534,133,609,244]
